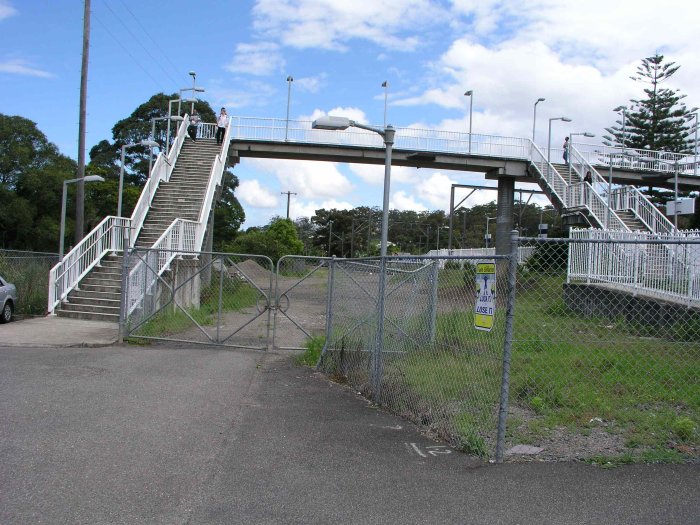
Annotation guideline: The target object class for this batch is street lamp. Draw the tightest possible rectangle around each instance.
[532,97,545,143]
[285,75,293,141]
[149,115,183,174]
[60,175,104,261]
[547,116,572,176]
[312,116,395,257]
[464,90,473,153]
[183,70,205,114]
[118,140,159,217]
[485,216,496,248]
[568,131,595,181]
[382,80,388,128]
[614,105,628,156]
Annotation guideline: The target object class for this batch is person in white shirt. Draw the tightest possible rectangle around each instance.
[216,108,228,145]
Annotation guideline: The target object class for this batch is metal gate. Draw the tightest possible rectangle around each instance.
[123,250,330,350]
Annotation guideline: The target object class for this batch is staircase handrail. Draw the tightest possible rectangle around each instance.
[48,216,129,313]
[570,145,675,235]
[610,186,676,234]
[194,118,233,251]
[573,142,698,176]
[129,116,190,246]
[126,218,198,316]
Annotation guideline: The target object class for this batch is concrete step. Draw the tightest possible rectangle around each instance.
[56,309,119,322]
[59,301,120,316]
[80,282,121,294]
[68,291,121,307]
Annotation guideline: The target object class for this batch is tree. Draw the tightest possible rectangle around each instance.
[0,114,79,251]
[212,172,246,249]
[225,218,303,263]
[604,54,696,153]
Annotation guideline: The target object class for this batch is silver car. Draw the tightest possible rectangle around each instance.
[0,275,17,323]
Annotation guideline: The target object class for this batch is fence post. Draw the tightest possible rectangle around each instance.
[496,230,519,462]
[428,260,439,343]
[118,226,130,344]
[372,257,387,403]
[317,256,335,369]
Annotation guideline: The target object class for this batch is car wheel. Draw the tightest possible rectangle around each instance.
[0,302,12,323]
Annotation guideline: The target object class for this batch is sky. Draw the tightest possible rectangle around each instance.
[2,0,699,227]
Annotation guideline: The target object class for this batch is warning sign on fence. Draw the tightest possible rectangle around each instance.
[474,260,496,332]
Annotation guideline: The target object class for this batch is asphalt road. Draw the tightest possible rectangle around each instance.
[0,344,698,524]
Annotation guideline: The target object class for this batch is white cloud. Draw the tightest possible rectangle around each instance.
[248,158,354,199]
[208,80,276,109]
[294,74,327,93]
[0,58,52,78]
[226,42,285,76]
[0,1,17,21]
[415,172,457,208]
[238,179,279,208]
[349,164,419,185]
[292,198,355,220]
[391,191,427,211]
[251,0,446,51]
[302,106,369,125]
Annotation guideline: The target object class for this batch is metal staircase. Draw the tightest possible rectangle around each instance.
[135,139,219,248]
[49,117,232,320]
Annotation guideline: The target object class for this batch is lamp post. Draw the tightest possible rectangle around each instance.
[614,105,627,156]
[167,100,194,154]
[547,116,572,177]
[118,140,160,217]
[485,216,496,248]
[464,90,473,153]
[382,80,388,128]
[312,116,395,257]
[658,158,680,229]
[328,219,333,257]
[568,131,595,180]
[60,175,104,261]
[532,97,545,143]
[285,75,293,141]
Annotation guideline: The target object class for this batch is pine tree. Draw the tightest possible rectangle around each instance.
[604,54,696,153]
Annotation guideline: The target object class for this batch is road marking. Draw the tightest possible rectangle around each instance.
[406,443,453,457]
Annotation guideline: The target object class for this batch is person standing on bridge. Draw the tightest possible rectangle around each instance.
[188,109,201,142]
[563,136,570,164]
[216,108,228,145]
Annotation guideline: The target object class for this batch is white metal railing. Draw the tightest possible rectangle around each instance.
[568,228,700,306]
[126,218,198,316]
[573,143,699,176]
[195,118,233,250]
[231,117,531,160]
[48,216,129,313]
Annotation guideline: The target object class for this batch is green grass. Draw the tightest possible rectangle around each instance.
[384,272,700,461]
[133,277,260,338]
[296,335,325,367]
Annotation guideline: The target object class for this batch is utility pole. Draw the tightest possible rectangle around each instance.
[75,0,90,244]
[280,191,297,219]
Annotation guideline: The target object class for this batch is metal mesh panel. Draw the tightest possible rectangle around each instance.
[507,237,700,461]
[273,256,330,350]
[320,256,508,457]
[0,249,58,317]
[125,248,274,349]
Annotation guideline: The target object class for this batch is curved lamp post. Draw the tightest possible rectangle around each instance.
[312,116,395,257]
[464,90,473,153]
[285,75,293,141]
[60,175,105,261]
[118,140,160,217]
[532,97,545,143]
[150,115,183,173]
[382,80,388,128]
[547,116,572,179]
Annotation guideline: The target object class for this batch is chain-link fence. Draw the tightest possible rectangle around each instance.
[124,248,274,349]
[0,249,58,318]
[317,236,700,462]
[318,255,510,458]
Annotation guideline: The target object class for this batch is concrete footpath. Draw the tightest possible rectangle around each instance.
[0,316,118,347]
[0,343,697,524]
